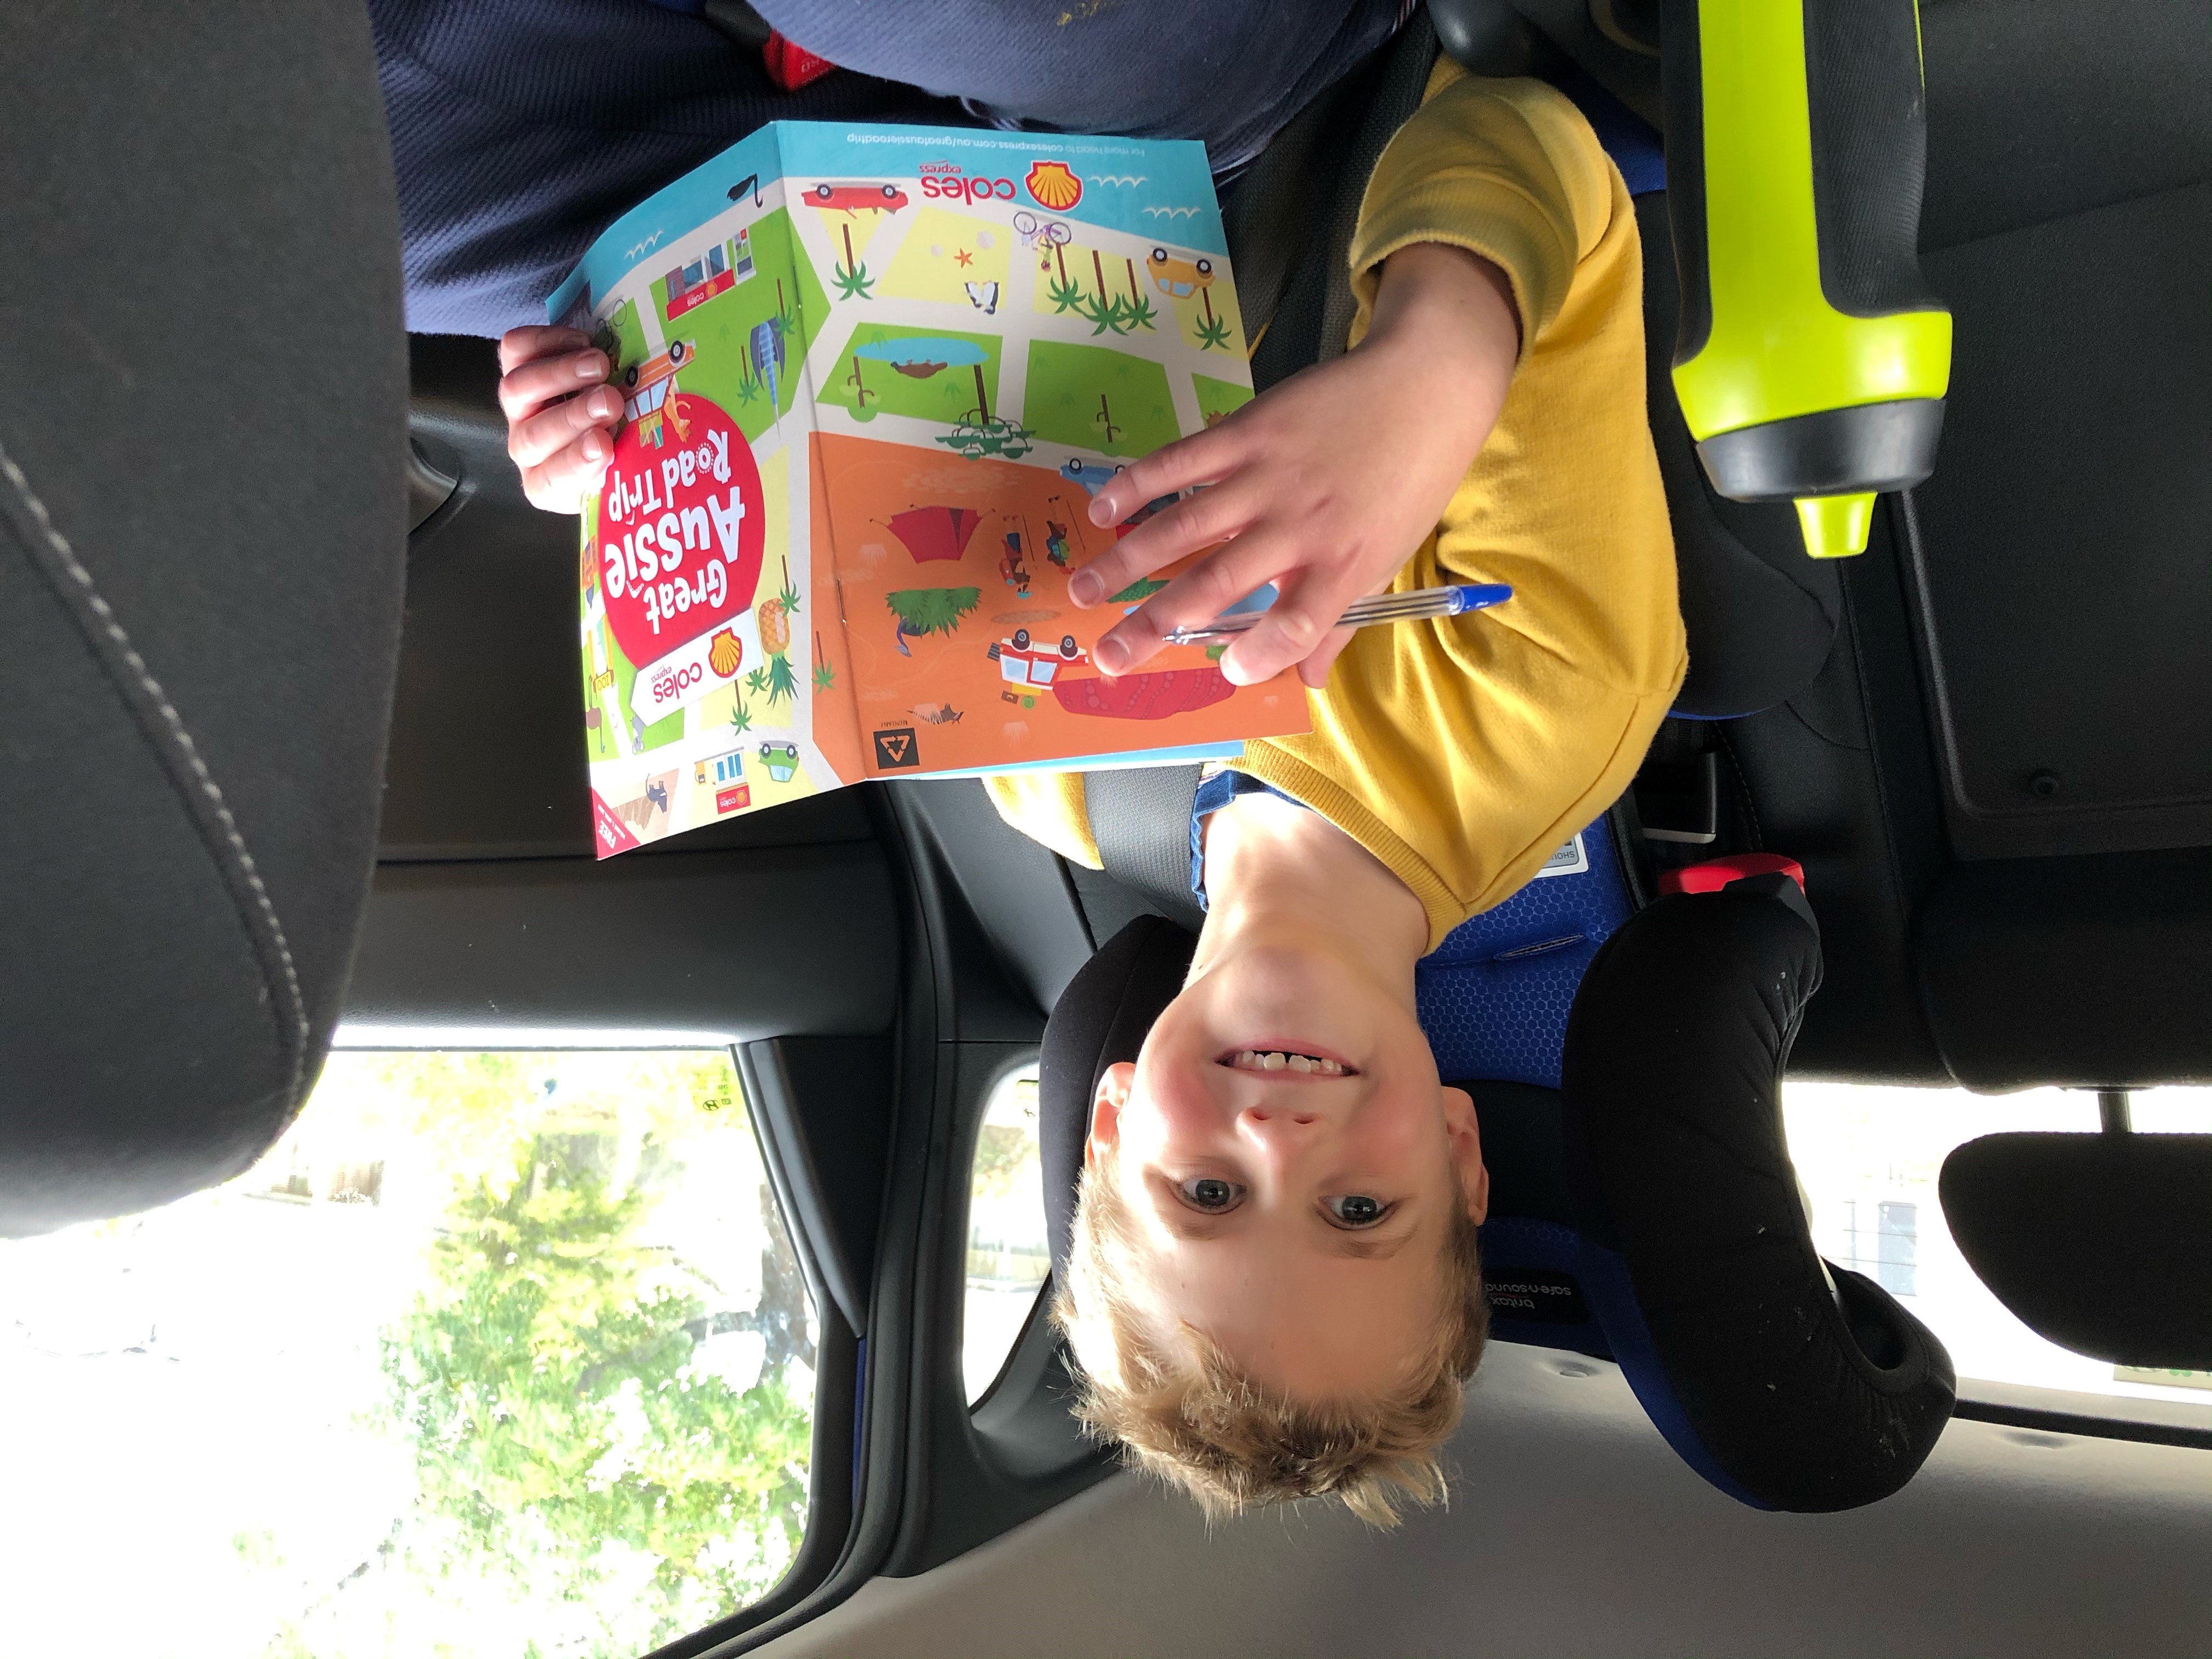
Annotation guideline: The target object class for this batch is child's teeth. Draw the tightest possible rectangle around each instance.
[1261,1051,1287,1070]
[1288,1054,1313,1073]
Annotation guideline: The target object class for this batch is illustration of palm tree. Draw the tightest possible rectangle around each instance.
[832,221,874,300]
[745,666,768,697]
[1096,393,1122,447]
[1193,286,1233,351]
[846,356,875,409]
[729,697,755,737]
[1080,250,1133,335]
[812,632,835,692]
[1047,243,1084,312]
[1121,258,1158,330]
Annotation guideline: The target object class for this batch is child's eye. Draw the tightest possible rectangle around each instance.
[1176,1176,1244,1212]
[1323,1195,1390,1227]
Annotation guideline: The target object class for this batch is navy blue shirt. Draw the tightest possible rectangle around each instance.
[751,0,1407,175]
[373,0,1406,336]
[374,0,971,335]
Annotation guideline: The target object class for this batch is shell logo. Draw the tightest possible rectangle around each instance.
[708,628,743,678]
[1025,160,1083,212]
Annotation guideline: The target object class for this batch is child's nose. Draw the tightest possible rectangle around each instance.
[1240,1107,1321,1131]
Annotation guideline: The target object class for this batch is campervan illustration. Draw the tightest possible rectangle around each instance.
[620,338,696,445]
[1147,247,1215,298]
[759,741,800,782]
[988,628,1089,701]
[664,228,754,319]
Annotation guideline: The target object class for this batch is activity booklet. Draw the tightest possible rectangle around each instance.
[549,121,1310,858]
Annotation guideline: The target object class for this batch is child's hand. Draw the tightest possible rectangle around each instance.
[1068,243,1521,689]
[498,325,622,514]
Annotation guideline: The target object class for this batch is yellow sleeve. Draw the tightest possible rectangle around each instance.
[1348,63,1621,362]
[983,772,1103,868]
[1227,59,1684,953]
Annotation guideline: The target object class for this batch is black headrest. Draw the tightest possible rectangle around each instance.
[1,5,405,1234]
[1563,876,1957,1511]
[1917,849,2212,1090]
[1940,1131,2212,1370]
[1039,916,1197,1283]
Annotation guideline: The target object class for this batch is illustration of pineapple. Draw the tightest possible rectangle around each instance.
[757,592,798,706]
[756,558,802,706]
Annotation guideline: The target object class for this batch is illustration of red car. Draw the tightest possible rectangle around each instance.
[806,181,909,212]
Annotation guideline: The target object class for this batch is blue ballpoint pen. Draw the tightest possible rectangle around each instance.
[1159,582,1513,647]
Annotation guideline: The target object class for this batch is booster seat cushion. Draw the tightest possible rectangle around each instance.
[1561,876,1956,1510]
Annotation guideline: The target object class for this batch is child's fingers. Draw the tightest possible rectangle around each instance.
[1090,531,1296,676]
[509,384,623,469]
[1294,625,1358,690]
[521,428,613,515]
[498,324,590,376]
[498,348,610,424]
[1217,567,1372,686]
[1086,424,1243,529]
[1067,482,1258,608]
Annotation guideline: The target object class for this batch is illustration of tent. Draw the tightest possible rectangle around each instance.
[886,506,983,564]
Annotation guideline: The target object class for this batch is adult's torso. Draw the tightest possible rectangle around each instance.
[750,0,1404,170]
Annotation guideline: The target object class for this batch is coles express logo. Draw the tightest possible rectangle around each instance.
[595,394,764,671]
[918,159,1083,211]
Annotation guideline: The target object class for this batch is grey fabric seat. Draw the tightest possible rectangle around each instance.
[0,4,409,1234]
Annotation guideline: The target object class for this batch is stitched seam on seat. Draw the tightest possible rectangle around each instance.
[0,436,310,1108]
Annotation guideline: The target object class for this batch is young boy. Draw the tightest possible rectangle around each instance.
[502,62,1684,1522]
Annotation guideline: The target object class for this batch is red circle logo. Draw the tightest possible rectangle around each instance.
[594,392,763,668]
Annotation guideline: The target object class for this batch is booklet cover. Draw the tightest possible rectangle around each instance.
[548,121,1308,858]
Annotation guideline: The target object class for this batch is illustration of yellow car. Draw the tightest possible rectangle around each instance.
[620,337,696,447]
[1147,247,1215,298]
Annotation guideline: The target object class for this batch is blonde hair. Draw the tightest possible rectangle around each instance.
[1052,1159,1488,1526]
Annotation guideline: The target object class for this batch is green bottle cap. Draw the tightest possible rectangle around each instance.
[1795,492,1875,559]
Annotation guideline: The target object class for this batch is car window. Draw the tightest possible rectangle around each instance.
[1783,1081,2212,1424]
[964,1064,1050,1404]
[0,1049,814,1659]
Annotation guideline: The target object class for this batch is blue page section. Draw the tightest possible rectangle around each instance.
[549,121,1223,326]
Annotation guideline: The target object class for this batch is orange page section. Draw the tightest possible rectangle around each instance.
[811,431,1308,780]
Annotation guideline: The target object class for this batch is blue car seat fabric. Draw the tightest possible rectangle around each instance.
[1417,816,1636,1089]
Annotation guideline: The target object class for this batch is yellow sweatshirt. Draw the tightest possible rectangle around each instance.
[988,62,1686,952]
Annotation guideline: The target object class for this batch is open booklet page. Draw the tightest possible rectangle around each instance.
[551,122,1308,857]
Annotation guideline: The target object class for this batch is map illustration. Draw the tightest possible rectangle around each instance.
[550,122,1304,858]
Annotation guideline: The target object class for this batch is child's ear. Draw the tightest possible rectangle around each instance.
[1441,1085,1490,1224]
[1085,1062,1136,1170]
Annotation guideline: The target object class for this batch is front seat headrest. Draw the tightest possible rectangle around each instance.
[1562,874,1957,1511]
[1940,1131,2212,1370]
[1039,915,1197,1283]
[1,4,405,1234]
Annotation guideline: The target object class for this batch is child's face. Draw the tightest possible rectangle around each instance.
[1086,938,1488,1403]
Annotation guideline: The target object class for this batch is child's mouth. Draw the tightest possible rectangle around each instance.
[1217,1046,1356,1077]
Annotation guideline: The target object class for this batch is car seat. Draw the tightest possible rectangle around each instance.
[0,4,408,1234]
[1037,851,1957,1513]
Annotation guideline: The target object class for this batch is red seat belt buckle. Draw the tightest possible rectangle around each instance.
[763,31,836,92]
[1658,853,1807,896]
